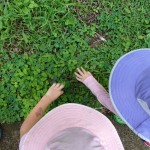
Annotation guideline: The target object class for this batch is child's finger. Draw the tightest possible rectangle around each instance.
[81,67,86,74]
[77,68,84,76]
[55,83,60,88]
[52,83,57,87]
[75,72,82,78]
[87,71,92,75]
[58,84,64,90]
[76,77,82,82]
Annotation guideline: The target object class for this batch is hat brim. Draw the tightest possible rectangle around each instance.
[21,103,124,150]
[109,48,150,142]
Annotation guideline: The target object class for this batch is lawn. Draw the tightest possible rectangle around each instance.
[0,0,150,123]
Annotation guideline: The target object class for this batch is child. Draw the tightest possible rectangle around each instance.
[75,67,150,147]
[19,83,124,150]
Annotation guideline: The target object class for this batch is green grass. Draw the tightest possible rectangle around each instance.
[0,0,150,123]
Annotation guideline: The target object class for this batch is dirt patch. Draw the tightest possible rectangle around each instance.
[74,0,101,24]
[112,121,150,150]
[90,32,106,48]
[0,122,22,150]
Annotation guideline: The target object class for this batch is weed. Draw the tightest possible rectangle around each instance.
[0,0,149,122]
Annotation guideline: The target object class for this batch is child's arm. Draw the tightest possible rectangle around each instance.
[75,68,118,115]
[20,83,64,138]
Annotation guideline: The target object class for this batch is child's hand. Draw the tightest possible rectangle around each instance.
[45,83,64,102]
[75,67,92,82]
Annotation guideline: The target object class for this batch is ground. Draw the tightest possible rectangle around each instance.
[0,1,150,150]
[0,121,149,150]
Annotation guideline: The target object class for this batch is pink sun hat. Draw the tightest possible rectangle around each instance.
[20,103,124,150]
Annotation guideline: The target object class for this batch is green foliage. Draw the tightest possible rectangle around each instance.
[0,0,149,123]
